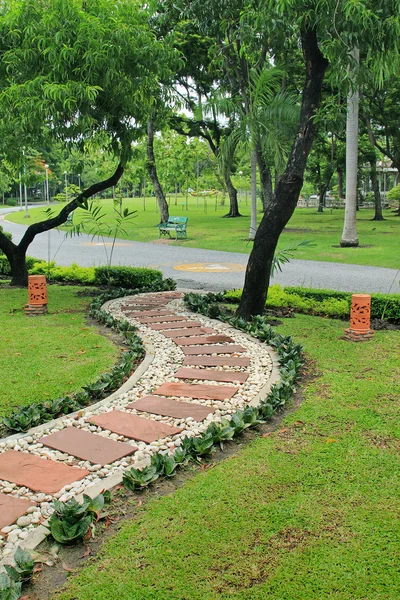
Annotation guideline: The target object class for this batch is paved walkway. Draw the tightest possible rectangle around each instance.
[0,291,277,561]
[1,207,399,293]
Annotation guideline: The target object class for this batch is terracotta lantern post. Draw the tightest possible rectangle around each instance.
[344,294,374,342]
[25,275,48,315]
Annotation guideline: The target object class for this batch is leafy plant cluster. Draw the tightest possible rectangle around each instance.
[2,300,145,434]
[123,405,266,492]
[123,294,304,495]
[0,547,35,600]
[0,256,38,275]
[224,285,400,323]
[48,492,110,545]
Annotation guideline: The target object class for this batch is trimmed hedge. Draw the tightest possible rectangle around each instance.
[224,285,400,323]
[0,257,170,292]
[94,266,163,289]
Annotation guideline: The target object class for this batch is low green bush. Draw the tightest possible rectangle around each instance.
[30,261,96,284]
[0,255,38,275]
[224,285,400,323]
[94,266,163,288]
[5,198,17,206]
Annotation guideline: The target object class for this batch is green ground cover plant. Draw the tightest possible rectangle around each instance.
[56,313,400,600]
[7,199,400,269]
[224,285,400,322]
[0,286,119,419]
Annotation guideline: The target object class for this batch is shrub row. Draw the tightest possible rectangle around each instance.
[0,257,175,292]
[224,285,400,323]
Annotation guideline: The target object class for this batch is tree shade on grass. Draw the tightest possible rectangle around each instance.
[56,314,400,600]
[0,286,118,418]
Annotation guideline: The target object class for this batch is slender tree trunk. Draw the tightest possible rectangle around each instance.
[337,167,344,199]
[318,167,334,212]
[146,118,169,224]
[249,150,257,240]
[222,172,241,217]
[0,163,124,286]
[340,48,360,247]
[255,142,273,212]
[237,27,329,319]
[370,156,384,221]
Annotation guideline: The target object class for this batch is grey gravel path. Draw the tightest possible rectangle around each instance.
[1,206,399,294]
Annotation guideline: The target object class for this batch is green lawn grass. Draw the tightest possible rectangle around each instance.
[56,314,400,600]
[7,197,400,269]
[0,286,119,418]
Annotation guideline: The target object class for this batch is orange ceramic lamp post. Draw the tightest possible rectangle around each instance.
[344,294,374,342]
[25,275,48,315]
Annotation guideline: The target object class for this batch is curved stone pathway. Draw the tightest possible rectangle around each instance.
[0,291,278,563]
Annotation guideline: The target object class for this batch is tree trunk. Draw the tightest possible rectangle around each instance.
[340,48,360,247]
[318,167,334,212]
[370,157,384,221]
[337,166,344,199]
[146,118,169,224]
[237,27,328,319]
[222,173,241,217]
[255,143,273,212]
[0,163,124,286]
[249,150,257,239]
[9,248,28,286]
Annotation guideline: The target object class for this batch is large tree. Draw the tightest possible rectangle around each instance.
[234,0,400,317]
[0,0,176,285]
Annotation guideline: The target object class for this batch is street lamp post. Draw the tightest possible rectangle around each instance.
[64,171,68,203]
[22,148,30,218]
[78,173,81,190]
[45,164,49,204]
[19,172,23,211]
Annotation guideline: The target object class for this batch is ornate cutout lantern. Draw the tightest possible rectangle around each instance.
[25,275,48,315]
[344,294,374,342]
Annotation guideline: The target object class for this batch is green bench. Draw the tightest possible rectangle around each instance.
[65,211,74,226]
[158,216,188,239]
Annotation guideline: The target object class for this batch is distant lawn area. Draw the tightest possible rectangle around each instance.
[7,197,400,269]
[0,285,118,418]
[56,314,400,600]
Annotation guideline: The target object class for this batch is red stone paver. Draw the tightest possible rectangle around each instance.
[136,315,187,324]
[182,356,250,367]
[39,428,137,466]
[162,327,216,338]
[182,344,246,355]
[125,310,171,317]
[153,382,238,401]
[174,367,248,384]
[173,335,234,346]
[0,451,90,495]
[0,494,36,533]
[149,321,203,330]
[88,411,182,443]
[127,396,216,420]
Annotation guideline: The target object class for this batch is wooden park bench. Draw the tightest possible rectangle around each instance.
[158,216,188,239]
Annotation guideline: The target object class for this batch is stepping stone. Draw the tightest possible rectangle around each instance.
[88,411,182,443]
[127,396,216,420]
[149,321,203,330]
[182,356,250,367]
[0,451,90,495]
[0,494,36,533]
[39,428,138,467]
[153,382,238,401]
[136,315,187,324]
[125,310,171,317]
[182,344,246,355]
[174,367,249,384]
[173,335,234,346]
[162,327,216,338]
